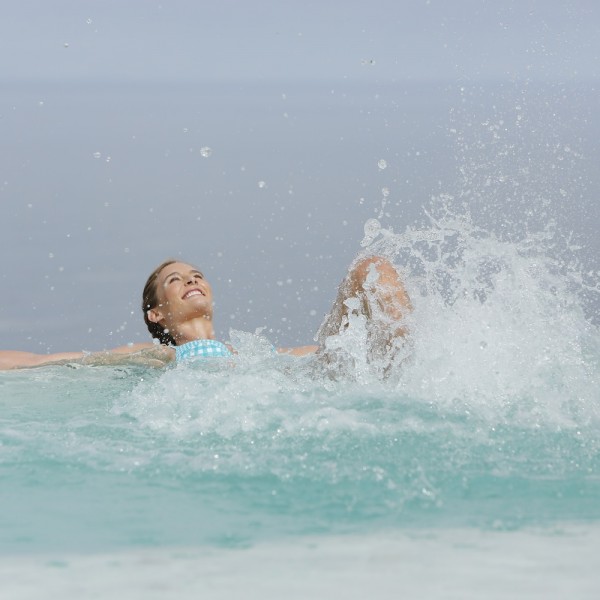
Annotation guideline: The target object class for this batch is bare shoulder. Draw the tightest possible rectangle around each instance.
[276,345,319,357]
[109,342,157,354]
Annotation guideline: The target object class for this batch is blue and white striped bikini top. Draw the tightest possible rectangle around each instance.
[175,339,233,362]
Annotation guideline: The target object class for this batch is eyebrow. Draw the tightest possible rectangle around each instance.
[163,269,203,282]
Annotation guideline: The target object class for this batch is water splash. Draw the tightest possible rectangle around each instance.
[353,205,600,422]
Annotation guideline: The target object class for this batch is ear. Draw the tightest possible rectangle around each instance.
[147,308,164,324]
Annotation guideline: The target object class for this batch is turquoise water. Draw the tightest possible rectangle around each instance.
[1,221,599,597]
[1,353,599,556]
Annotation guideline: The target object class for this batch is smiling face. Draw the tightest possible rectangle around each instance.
[146,261,214,340]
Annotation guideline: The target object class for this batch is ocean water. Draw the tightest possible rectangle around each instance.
[1,215,599,598]
[2,1,600,594]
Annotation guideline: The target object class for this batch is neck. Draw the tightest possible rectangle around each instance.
[170,317,216,345]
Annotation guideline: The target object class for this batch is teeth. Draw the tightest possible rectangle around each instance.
[183,289,204,299]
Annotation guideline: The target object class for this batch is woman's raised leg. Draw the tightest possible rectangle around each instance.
[316,256,412,348]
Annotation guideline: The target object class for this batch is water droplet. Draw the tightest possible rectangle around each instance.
[86,18,93,25]
[361,218,382,247]
[200,146,212,157]
[93,152,101,159]
[105,156,111,163]
[63,42,69,48]
[378,159,387,170]
[365,218,380,235]
[381,187,390,197]
[258,181,266,188]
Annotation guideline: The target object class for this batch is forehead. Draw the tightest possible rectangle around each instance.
[158,262,201,280]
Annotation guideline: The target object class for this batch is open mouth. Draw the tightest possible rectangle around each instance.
[182,289,206,300]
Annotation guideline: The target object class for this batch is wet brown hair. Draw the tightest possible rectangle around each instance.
[142,259,177,345]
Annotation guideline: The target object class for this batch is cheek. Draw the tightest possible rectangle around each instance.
[160,286,177,305]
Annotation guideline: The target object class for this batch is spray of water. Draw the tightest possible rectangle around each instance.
[115,85,600,438]
[113,203,600,443]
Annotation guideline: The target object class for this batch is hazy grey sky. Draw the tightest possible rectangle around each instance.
[2,0,599,83]
[1,0,598,351]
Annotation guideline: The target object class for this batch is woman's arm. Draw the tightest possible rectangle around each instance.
[80,344,175,367]
[0,350,86,370]
[0,343,174,370]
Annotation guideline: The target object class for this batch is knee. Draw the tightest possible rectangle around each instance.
[351,256,395,287]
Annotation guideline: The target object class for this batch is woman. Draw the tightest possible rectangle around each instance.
[0,256,411,370]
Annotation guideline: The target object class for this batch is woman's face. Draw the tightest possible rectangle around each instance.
[152,261,214,326]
